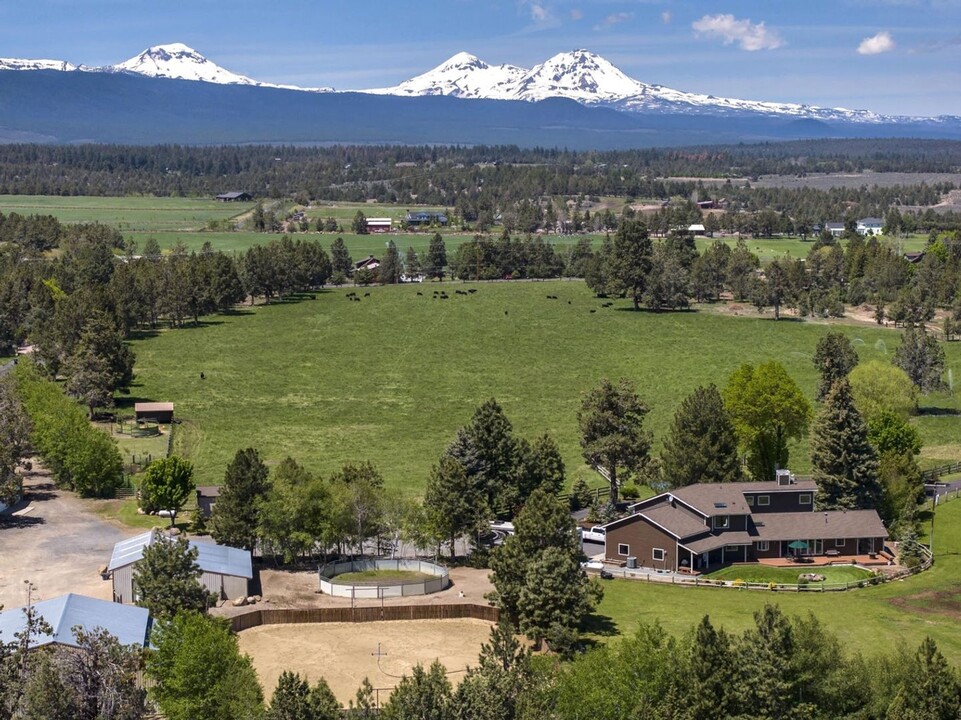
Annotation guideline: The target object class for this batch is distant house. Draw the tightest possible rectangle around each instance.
[688,223,706,235]
[857,217,884,236]
[366,217,392,233]
[0,594,150,649]
[825,222,845,238]
[134,402,174,424]
[696,200,717,210]
[108,530,253,604]
[215,192,252,202]
[405,211,449,227]
[196,486,221,519]
[904,251,926,264]
[354,255,380,272]
[603,470,887,572]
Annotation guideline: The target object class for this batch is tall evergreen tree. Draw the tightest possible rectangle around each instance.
[424,233,448,280]
[577,377,651,503]
[464,398,519,511]
[423,455,487,559]
[812,379,880,510]
[606,219,652,310]
[329,237,353,277]
[660,384,741,488]
[210,448,271,551]
[133,535,214,619]
[380,661,452,720]
[894,326,946,392]
[0,379,31,507]
[813,331,859,401]
[379,240,402,284]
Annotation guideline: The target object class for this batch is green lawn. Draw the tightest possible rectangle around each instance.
[703,565,874,585]
[590,497,961,665]
[127,280,961,493]
[332,570,431,583]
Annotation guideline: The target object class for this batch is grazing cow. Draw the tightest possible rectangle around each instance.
[364,292,371,297]
[568,300,572,305]
[468,289,477,294]
[590,309,596,313]
[504,310,508,315]
[417,292,423,296]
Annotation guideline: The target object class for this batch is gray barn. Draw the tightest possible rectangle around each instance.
[108,530,252,604]
[0,593,150,649]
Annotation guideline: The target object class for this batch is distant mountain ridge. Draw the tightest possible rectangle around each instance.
[0,43,941,122]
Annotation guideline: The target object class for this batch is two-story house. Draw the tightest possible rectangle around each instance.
[602,470,888,572]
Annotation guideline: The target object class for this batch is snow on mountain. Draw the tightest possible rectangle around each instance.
[368,49,889,123]
[0,57,76,72]
[110,43,333,92]
[365,51,526,99]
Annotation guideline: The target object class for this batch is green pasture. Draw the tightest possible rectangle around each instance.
[332,570,432,583]
[127,280,961,493]
[592,497,961,664]
[0,195,253,233]
[703,565,874,584]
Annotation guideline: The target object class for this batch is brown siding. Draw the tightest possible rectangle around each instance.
[229,604,500,632]
[745,490,814,514]
[605,516,677,570]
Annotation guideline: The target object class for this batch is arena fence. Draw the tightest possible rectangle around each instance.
[318,558,450,598]
[229,603,500,633]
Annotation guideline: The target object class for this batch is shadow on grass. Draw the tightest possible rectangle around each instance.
[918,407,961,417]
[612,306,699,314]
[580,612,619,638]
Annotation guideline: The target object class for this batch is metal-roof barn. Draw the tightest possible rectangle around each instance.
[108,530,252,604]
[0,593,150,649]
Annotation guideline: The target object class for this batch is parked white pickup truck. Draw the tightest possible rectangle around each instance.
[580,526,606,543]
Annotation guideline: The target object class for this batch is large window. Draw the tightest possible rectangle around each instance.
[713,515,730,529]
[835,538,845,547]
[618,543,630,556]
[756,541,770,552]
[799,493,812,505]
[757,495,770,506]
[653,548,666,562]
[745,495,754,506]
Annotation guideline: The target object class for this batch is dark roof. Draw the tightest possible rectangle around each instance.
[216,192,250,200]
[643,501,709,539]
[354,255,380,269]
[825,222,845,229]
[753,510,886,541]
[0,594,150,649]
[196,486,221,498]
[682,531,756,553]
[859,217,883,225]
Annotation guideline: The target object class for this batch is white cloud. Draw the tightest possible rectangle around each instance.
[594,12,633,31]
[858,31,896,55]
[570,8,583,21]
[661,11,672,25]
[530,3,549,22]
[692,13,784,51]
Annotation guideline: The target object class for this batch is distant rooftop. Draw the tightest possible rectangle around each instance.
[0,594,150,649]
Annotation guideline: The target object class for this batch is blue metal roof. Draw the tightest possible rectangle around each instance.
[108,529,252,578]
[0,594,150,649]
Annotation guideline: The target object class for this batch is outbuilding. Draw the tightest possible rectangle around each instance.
[366,217,392,233]
[134,402,174,424]
[0,593,150,649]
[216,192,252,202]
[196,485,221,519]
[108,530,252,604]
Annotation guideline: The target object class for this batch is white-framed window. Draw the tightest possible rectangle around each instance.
[725,545,741,552]
[799,493,812,505]
[758,495,770,506]
[618,543,630,556]
[746,495,754,506]
[713,515,730,529]
[652,548,666,562]
[835,538,845,547]
[756,541,770,551]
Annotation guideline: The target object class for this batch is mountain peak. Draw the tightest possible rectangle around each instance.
[364,51,526,98]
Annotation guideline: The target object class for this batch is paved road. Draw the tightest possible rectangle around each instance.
[0,470,134,609]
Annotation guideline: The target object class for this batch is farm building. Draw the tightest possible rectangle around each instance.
[0,594,150,649]
[108,530,252,604]
[196,485,220,519]
[134,402,174,424]
[354,255,380,272]
[216,191,252,202]
[366,217,392,233]
[405,211,449,227]
[603,470,888,572]
[688,223,706,235]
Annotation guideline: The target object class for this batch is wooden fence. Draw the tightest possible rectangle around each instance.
[229,603,500,633]
[922,461,961,482]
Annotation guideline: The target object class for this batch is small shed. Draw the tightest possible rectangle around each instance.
[135,402,174,424]
[108,530,252,604]
[216,192,252,202]
[196,485,221,519]
[0,594,150,649]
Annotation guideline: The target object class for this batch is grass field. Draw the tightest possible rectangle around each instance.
[590,496,961,665]
[127,280,961,493]
[333,570,432,583]
[703,565,874,584]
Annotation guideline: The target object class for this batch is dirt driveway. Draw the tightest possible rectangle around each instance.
[0,469,135,609]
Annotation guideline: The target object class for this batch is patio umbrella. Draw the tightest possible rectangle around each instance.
[788,541,808,550]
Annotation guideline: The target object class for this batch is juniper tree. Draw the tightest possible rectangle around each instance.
[813,332,859,401]
[380,661,452,720]
[811,379,880,511]
[894,326,946,393]
[660,384,741,488]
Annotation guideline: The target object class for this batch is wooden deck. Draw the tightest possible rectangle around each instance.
[756,553,893,568]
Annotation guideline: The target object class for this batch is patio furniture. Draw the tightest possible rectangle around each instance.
[825,549,841,557]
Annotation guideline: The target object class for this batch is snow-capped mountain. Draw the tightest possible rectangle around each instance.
[365,52,526,99]
[368,49,888,123]
[0,57,76,72]
[109,44,333,92]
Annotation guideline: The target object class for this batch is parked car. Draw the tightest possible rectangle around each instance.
[580,526,606,543]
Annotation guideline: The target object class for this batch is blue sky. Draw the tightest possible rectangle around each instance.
[1,0,960,116]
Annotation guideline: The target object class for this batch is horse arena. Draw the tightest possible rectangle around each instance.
[237,619,494,704]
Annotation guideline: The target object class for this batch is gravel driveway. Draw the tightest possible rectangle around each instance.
[0,469,134,609]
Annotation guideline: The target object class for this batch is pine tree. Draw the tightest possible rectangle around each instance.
[210,448,271,551]
[423,455,487,559]
[813,332,859,400]
[404,246,421,279]
[606,219,652,310]
[660,384,741,488]
[464,398,519,511]
[424,233,448,280]
[894,326,946,392]
[380,661,452,720]
[379,240,402,284]
[133,535,214,619]
[329,237,353,277]
[812,379,880,510]
[266,671,311,720]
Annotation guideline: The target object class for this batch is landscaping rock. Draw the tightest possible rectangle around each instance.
[799,573,825,582]
[232,596,248,607]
